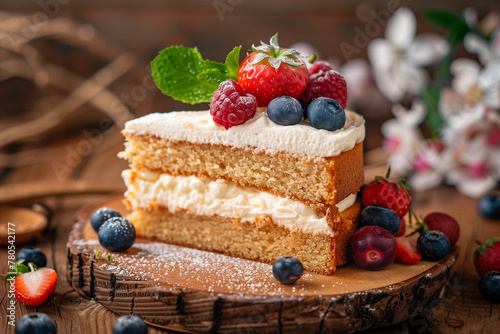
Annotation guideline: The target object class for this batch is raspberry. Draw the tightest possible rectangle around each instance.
[300,70,347,109]
[309,61,333,75]
[210,79,257,129]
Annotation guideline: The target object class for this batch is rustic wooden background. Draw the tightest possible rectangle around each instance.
[1,0,499,333]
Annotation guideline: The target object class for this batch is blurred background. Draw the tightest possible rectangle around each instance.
[0,0,499,194]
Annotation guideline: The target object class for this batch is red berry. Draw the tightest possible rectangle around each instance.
[209,79,257,130]
[309,61,333,75]
[15,268,58,307]
[350,226,397,270]
[423,212,460,246]
[300,70,347,109]
[237,34,309,107]
[475,238,500,276]
[362,179,411,218]
[395,237,422,264]
[396,218,406,237]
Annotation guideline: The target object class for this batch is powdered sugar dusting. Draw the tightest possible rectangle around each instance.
[73,235,444,298]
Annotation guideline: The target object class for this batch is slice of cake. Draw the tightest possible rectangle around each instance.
[119,34,365,274]
[120,109,364,274]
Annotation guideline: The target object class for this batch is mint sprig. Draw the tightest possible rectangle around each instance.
[151,45,241,104]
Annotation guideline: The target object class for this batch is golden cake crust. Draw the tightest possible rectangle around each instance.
[120,132,364,206]
[127,202,360,275]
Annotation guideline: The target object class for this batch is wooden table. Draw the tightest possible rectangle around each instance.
[0,128,499,333]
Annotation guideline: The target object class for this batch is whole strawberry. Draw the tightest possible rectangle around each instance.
[362,168,411,218]
[475,238,500,276]
[238,34,309,107]
[300,69,348,109]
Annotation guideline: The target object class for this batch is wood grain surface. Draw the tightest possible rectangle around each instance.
[1,131,499,334]
[67,196,458,333]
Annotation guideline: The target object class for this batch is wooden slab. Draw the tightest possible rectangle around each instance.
[67,197,458,333]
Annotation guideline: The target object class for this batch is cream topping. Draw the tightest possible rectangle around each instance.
[123,109,365,157]
[122,170,351,236]
[335,193,357,213]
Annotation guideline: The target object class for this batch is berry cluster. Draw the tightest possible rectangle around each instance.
[474,238,500,302]
[210,34,348,132]
[350,168,459,270]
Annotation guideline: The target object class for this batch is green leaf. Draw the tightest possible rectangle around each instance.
[13,262,29,275]
[421,85,445,138]
[4,274,17,282]
[151,46,231,104]
[225,46,241,81]
[474,238,500,260]
[425,9,470,46]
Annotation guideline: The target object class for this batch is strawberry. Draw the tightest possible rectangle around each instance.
[395,218,406,237]
[362,167,411,218]
[474,238,500,276]
[395,237,421,264]
[4,260,57,307]
[238,34,309,107]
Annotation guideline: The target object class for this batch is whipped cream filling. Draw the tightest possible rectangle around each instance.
[122,170,357,236]
[123,109,365,157]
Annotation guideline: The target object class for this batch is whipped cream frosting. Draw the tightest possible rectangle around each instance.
[123,108,365,157]
[122,170,360,236]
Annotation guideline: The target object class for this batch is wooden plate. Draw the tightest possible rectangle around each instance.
[0,207,48,245]
[67,197,457,333]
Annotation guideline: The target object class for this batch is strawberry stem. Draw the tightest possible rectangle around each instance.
[385,166,391,179]
[308,54,317,63]
[28,263,38,272]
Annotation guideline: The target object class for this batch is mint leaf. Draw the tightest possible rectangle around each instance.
[225,46,241,81]
[151,46,235,104]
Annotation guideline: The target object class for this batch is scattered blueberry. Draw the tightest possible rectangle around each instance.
[478,271,500,302]
[16,247,47,268]
[98,217,136,252]
[272,257,304,284]
[417,231,450,261]
[478,194,500,220]
[113,315,147,334]
[357,184,367,204]
[306,97,346,131]
[359,205,401,235]
[91,207,122,233]
[267,96,304,126]
[15,313,56,334]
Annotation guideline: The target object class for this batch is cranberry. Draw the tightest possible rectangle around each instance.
[350,226,397,270]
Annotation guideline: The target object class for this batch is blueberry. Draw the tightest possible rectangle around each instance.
[357,184,368,204]
[272,257,304,284]
[478,271,500,302]
[113,315,147,334]
[417,231,450,261]
[16,247,47,268]
[478,194,500,220]
[306,97,346,131]
[15,313,56,334]
[98,217,136,252]
[91,207,122,232]
[267,96,304,126]
[359,205,400,235]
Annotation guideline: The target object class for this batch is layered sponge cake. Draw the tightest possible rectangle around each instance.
[119,109,365,274]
